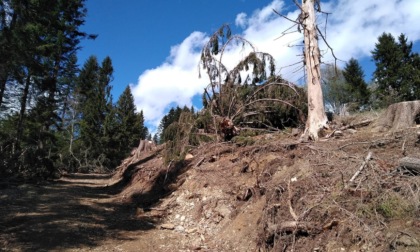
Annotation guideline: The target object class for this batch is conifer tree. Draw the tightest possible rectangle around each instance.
[1,0,91,177]
[115,86,146,156]
[342,58,370,107]
[372,33,420,106]
[77,56,100,150]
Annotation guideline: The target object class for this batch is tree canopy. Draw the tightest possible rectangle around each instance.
[372,33,420,107]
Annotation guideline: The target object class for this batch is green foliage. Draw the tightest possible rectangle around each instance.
[195,109,213,132]
[0,0,92,179]
[162,111,196,164]
[71,57,148,172]
[371,33,420,107]
[343,58,370,108]
[221,76,307,130]
[0,0,153,177]
[158,106,184,143]
[115,86,146,152]
[199,24,306,138]
[375,192,414,219]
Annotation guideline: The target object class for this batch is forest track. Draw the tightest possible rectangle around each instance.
[0,173,159,252]
[1,121,420,252]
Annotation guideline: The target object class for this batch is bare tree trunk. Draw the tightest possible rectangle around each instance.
[301,0,327,141]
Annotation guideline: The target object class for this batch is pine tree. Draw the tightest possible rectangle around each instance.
[372,33,401,106]
[76,56,107,166]
[397,34,420,101]
[0,0,91,177]
[158,106,186,143]
[152,134,159,144]
[77,55,100,149]
[342,58,370,108]
[136,110,148,141]
[372,33,420,106]
[116,86,143,154]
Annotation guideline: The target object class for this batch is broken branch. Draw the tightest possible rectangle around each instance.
[347,152,372,187]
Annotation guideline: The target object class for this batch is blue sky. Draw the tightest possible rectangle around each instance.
[78,0,420,132]
[78,0,269,96]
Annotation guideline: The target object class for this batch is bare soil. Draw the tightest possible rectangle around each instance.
[1,114,420,252]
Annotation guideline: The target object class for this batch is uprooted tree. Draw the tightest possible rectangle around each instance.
[199,0,345,141]
[199,25,305,140]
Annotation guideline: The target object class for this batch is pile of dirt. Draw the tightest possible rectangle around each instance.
[108,114,420,251]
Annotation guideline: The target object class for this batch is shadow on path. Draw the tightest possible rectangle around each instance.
[0,174,155,252]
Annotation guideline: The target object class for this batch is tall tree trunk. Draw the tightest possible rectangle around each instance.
[15,73,31,148]
[302,0,327,140]
[0,73,7,108]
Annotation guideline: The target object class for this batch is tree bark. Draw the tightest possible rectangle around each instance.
[301,0,328,141]
[0,72,7,108]
[374,100,420,132]
[15,73,32,148]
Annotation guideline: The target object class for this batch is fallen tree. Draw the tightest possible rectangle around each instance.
[199,25,305,141]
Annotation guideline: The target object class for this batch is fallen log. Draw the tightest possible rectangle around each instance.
[340,119,373,131]
[278,221,321,234]
[399,157,420,175]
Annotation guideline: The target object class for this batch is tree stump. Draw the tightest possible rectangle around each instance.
[374,100,420,132]
[132,140,155,159]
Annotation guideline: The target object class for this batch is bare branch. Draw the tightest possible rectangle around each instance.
[272,8,300,25]
[274,24,299,40]
[316,25,343,69]
[292,0,303,12]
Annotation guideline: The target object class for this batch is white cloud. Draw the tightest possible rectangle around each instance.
[131,31,208,129]
[132,0,420,131]
[235,13,248,28]
[321,0,420,61]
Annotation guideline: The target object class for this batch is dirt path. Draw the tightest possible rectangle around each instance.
[0,174,162,252]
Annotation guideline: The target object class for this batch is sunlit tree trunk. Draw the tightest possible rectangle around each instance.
[302,0,327,140]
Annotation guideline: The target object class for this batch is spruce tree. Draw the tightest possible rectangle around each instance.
[116,86,143,155]
[342,58,370,107]
[372,33,401,105]
[77,56,105,166]
[372,33,420,106]
[397,34,420,101]
[0,0,91,177]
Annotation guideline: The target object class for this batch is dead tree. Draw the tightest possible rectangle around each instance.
[300,0,328,140]
[275,0,338,140]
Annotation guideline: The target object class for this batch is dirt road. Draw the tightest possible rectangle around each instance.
[0,174,160,252]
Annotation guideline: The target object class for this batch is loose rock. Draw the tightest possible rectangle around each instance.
[160,223,175,230]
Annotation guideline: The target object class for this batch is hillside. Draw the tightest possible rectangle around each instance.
[1,112,419,251]
[108,112,420,251]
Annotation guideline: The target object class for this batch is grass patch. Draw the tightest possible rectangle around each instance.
[232,136,255,146]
